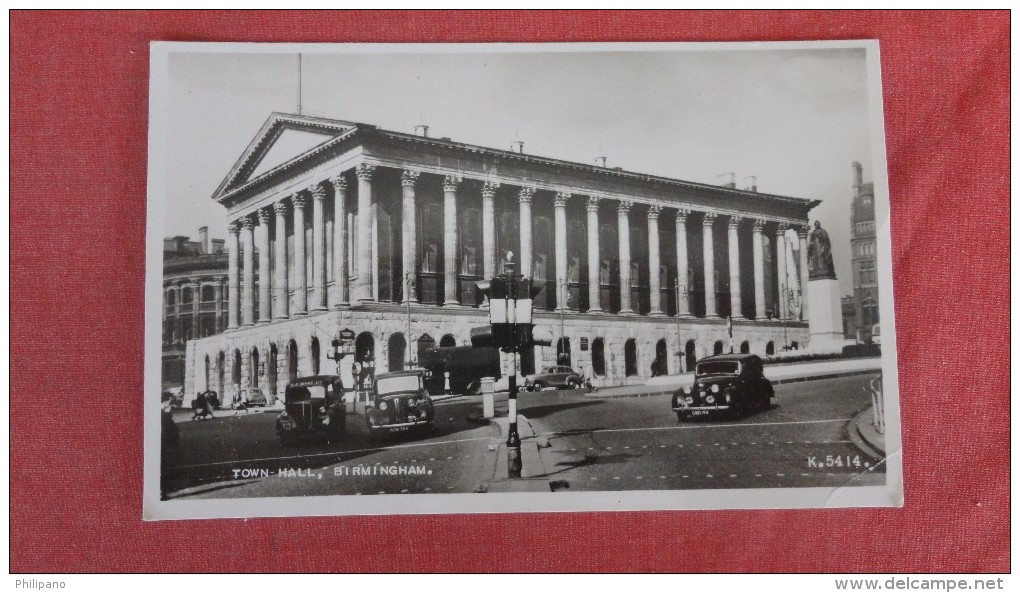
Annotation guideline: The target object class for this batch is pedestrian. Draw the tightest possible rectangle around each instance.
[191,390,208,420]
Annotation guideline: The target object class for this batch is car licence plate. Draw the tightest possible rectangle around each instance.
[280,420,294,429]
[690,410,710,416]
[391,425,410,432]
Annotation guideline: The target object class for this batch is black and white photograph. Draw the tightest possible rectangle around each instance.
[145,41,902,519]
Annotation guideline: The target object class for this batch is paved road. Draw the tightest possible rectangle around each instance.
[162,399,499,499]
[516,375,885,491]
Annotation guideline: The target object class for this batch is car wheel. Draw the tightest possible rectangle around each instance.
[533,381,546,391]
[676,412,686,423]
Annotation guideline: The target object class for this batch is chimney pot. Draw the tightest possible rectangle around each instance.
[511,140,524,154]
[198,226,209,254]
[414,124,429,138]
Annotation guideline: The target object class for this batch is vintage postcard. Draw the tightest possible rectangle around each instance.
[144,41,902,519]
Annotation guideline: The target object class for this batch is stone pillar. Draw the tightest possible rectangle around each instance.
[443,175,462,306]
[213,283,223,333]
[401,170,420,304]
[518,187,535,278]
[586,196,602,313]
[752,219,766,320]
[190,277,200,337]
[355,163,375,302]
[310,183,327,311]
[257,208,272,323]
[226,220,240,329]
[241,216,256,326]
[728,216,742,319]
[554,192,570,311]
[617,201,633,315]
[330,176,349,307]
[702,212,717,318]
[798,224,810,321]
[647,205,664,316]
[272,201,289,319]
[675,209,690,317]
[775,224,789,320]
[174,282,183,341]
[482,182,499,281]
[292,193,308,314]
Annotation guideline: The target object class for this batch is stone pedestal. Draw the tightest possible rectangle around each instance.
[808,278,843,344]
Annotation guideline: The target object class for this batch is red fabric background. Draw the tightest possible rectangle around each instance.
[9,11,1009,573]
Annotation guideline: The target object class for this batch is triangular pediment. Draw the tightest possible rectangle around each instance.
[213,113,357,201]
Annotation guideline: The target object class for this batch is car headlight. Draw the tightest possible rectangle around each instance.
[379,401,388,411]
[706,395,716,404]
[682,386,691,394]
[685,396,694,405]
[279,411,288,418]
[711,384,720,393]
[318,406,326,414]
[322,416,330,426]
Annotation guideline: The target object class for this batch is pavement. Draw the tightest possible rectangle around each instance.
[481,357,887,487]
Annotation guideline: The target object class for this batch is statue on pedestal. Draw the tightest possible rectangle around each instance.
[808,220,837,280]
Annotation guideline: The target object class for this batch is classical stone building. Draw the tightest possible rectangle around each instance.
[184,112,819,399]
[163,228,227,389]
[850,162,879,340]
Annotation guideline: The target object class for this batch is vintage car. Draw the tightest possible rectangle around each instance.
[275,376,347,446]
[245,388,268,407]
[365,369,435,434]
[672,353,774,420]
[525,366,584,391]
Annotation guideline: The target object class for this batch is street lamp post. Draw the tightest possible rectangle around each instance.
[674,279,688,373]
[558,277,567,365]
[405,272,413,367]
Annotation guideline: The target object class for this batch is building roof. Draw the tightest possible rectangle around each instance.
[213,112,822,218]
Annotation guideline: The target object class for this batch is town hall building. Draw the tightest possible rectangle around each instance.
[183,112,819,401]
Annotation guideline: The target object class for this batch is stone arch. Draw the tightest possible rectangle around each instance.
[766,341,775,356]
[268,343,279,396]
[556,337,571,366]
[592,338,606,377]
[216,351,225,395]
[713,340,724,355]
[388,332,407,372]
[310,336,321,375]
[625,338,638,377]
[653,339,668,377]
[685,339,697,372]
[204,354,211,392]
[232,349,242,388]
[740,340,750,354]
[440,334,456,348]
[250,346,260,391]
[288,339,299,381]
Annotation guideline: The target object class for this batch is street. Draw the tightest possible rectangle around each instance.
[162,374,883,498]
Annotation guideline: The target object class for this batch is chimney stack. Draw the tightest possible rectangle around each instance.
[511,140,525,154]
[414,124,429,138]
[744,175,758,192]
[852,161,863,193]
[595,156,607,167]
[198,226,209,254]
[717,172,736,189]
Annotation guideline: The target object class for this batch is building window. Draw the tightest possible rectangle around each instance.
[202,285,215,302]
[182,287,193,305]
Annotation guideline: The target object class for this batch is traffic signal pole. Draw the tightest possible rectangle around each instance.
[505,260,522,478]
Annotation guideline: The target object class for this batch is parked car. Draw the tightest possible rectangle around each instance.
[275,376,347,446]
[365,369,435,435]
[671,354,774,420]
[246,388,268,407]
[526,366,583,391]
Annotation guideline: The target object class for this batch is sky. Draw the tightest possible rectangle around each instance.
[159,43,879,296]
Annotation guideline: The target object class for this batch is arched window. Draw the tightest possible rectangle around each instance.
[556,337,571,366]
[232,349,242,387]
[592,338,606,377]
[217,351,225,395]
[202,285,215,302]
[625,339,638,377]
[288,340,298,381]
[310,337,320,375]
[653,339,668,377]
[250,347,260,391]
[685,340,697,373]
[204,355,211,391]
[740,340,750,354]
[440,334,456,348]
[713,340,724,355]
[388,333,407,372]
[766,341,775,356]
[268,344,278,396]
[182,287,193,305]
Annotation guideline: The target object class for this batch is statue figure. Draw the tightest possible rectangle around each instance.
[808,220,837,280]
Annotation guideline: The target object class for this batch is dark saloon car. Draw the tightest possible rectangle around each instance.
[526,366,583,391]
[365,369,435,434]
[672,354,774,420]
[275,376,347,446]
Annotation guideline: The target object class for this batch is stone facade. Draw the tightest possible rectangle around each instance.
[184,112,818,397]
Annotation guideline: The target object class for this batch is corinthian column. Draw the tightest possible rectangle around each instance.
[675,209,690,317]
[518,187,535,278]
[257,208,272,323]
[554,192,570,311]
[482,182,499,281]
[586,196,602,313]
[798,224,810,321]
[775,224,789,320]
[702,212,718,318]
[273,201,289,319]
[752,219,766,320]
[291,193,308,315]
[443,174,461,306]
[241,216,256,326]
[330,176,348,307]
[728,216,742,319]
[227,220,240,329]
[648,205,664,316]
[617,201,634,315]
[355,163,375,302]
[401,170,420,304]
[310,183,327,311]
